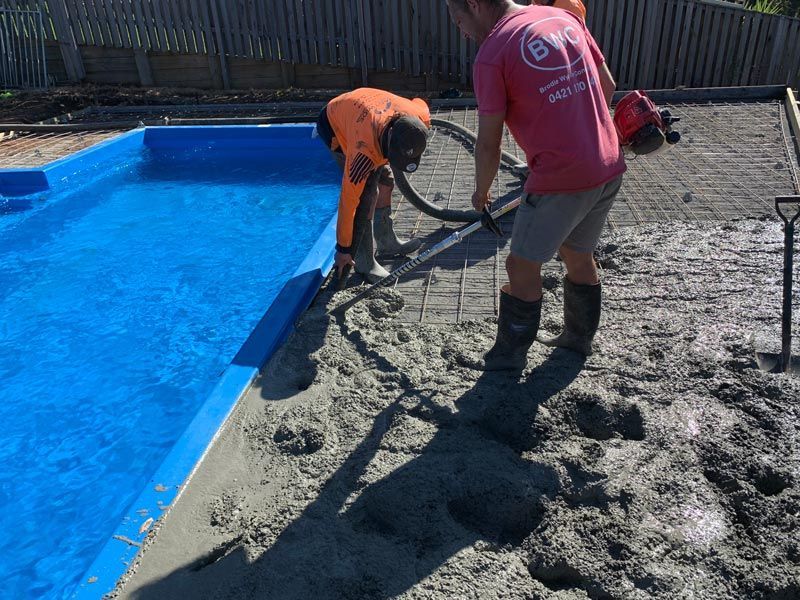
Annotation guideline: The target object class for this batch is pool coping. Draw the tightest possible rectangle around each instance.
[1,125,338,599]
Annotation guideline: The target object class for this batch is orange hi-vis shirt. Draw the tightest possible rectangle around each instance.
[551,0,587,20]
[326,88,431,251]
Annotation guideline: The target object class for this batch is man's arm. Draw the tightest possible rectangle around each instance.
[472,111,506,211]
[598,62,616,108]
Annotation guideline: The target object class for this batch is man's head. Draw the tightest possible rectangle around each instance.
[445,0,514,43]
[387,116,428,173]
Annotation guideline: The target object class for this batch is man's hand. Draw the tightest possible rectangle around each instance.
[472,190,492,212]
[335,251,355,276]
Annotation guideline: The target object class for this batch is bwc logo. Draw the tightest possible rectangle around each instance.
[520,17,587,72]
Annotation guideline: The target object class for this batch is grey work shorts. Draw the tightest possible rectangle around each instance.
[510,174,623,263]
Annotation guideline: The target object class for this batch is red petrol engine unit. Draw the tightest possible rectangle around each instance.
[613,90,681,155]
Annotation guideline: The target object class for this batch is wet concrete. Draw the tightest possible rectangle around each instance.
[116,219,800,599]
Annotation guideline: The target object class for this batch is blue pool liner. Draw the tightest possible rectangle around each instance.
[1,125,338,598]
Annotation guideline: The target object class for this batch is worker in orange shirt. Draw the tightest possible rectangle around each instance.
[533,0,586,20]
[316,88,430,283]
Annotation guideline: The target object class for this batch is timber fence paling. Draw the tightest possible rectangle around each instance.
[5,0,798,89]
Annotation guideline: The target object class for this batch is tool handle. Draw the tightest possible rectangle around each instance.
[775,196,800,227]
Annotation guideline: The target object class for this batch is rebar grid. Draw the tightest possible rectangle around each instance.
[0,130,119,167]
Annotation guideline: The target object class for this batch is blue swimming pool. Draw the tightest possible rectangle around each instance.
[0,126,340,599]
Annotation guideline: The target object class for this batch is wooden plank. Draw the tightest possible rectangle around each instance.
[671,0,693,87]
[779,19,799,85]
[174,0,191,52]
[252,0,268,60]
[786,88,800,151]
[187,0,205,53]
[750,14,775,86]
[341,0,355,68]
[262,0,280,62]
[248,0,260,58]
[739,13,764,86]
[698,4,721,87]
[686,2,710,87]
[440,0,449,78]
[323,0,336,65]
[616,0,637,88]
[294,0,309,64]
[208,0,230,88]
[66,0,91,45]
[697,4,720,86]
[114,0,133,47]
[169,0,188,53]
[152,0,172,51]
[271,0,289,62]
[101,0,122,47]
[217,0,236,58]
[411,0,420,76]
[278,0,294,61]
[355,0,368,83]
[459,25,467,85]
[392,0,400,73]
[714,10,744,86]
[786,21,800,86]
[82,0,106,46]
[766,17,789,84]
[732,12,755,87]
[651,0,674,89]
[364,0,376,70]
[710,8,733,87]
[95,0,115,47]
[234,0,252,58]
[610,0,627,78]
[154,0,174,51]
[663,0,684,89]
[635,0,660,89]
[142,0,162,51]
[598,0,613,56]
[48,0,85,80]
[178,0,195,53]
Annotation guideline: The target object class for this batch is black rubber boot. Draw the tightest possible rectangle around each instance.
[354,222,391,284]
[467,290,542,372]
[373,207,422,256]
[539,277,601,356]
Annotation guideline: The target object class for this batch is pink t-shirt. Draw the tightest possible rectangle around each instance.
[474,6,625,194]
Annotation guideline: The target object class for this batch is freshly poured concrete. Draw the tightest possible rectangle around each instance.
[116,220,799,599]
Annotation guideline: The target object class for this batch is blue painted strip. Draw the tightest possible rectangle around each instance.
[70,212,337,600]
[143,124,319,150]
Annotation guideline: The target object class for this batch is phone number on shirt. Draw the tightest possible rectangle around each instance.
[547,77,596,104]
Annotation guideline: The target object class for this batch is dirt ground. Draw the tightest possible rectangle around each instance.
[114,218,800,600]
[0,85,460,124]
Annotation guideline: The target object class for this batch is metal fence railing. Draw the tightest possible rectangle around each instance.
[0,7,48,89]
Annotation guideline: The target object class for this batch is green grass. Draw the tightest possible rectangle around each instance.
[745,0,799,16]
[0,91,13,101]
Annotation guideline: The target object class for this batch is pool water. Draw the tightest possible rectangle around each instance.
[0,138,339,598]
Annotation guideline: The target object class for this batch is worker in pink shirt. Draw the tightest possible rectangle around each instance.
[445,0,625,371]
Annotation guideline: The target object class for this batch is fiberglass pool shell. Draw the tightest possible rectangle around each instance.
[0,125,340,599]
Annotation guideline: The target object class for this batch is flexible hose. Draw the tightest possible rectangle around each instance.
[393,117,528,223]
[254,114,528,224]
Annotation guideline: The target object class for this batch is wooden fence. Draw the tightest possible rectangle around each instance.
[1,0,799,91]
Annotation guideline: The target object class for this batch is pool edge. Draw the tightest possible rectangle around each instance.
[69,214,337,600]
